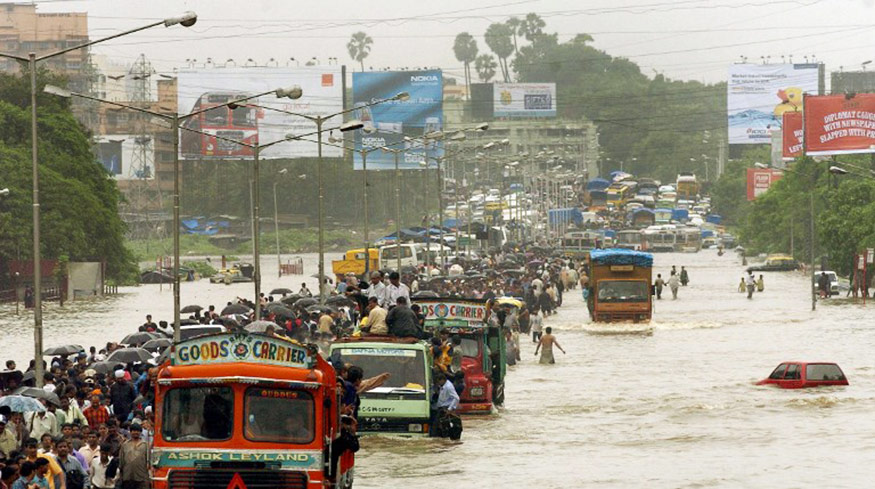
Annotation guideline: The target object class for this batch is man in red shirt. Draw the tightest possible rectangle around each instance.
[82,395,110,429]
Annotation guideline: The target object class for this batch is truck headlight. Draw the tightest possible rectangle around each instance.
[408,423,423,432]
[469,387,485,397]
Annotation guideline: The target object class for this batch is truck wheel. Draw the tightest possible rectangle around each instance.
[494,387,505,405]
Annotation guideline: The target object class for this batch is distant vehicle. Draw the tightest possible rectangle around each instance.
[757,362,848,389]
[746,254,800,272]
[720,234,737,248]
[178,324,226,340]
[813,270,840,296]
[209,264,255,284]
[180,92,261,158]
[676,172,699,201]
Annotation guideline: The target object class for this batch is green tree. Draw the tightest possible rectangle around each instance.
[518,12,546,43]
[506,16,522,55]
[453,32,478,99]
[474,54,497,82]
[347,31,373,72]
[0,71,136,282]
[484,23,514,82]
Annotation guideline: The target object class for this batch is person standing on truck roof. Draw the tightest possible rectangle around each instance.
[386,297,422,338]
[534,327,565,365]
[366,271,388,308]
[654,274,665,300]
[385,272,410,305]
[668,271,680,300]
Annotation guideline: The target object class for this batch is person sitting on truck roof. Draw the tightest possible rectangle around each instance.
[386,297,423,338]
[364,297,388,335]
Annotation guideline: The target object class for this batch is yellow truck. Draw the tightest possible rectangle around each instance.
[588,249,653,323]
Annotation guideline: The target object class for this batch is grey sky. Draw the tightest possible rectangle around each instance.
[36,0,875,85]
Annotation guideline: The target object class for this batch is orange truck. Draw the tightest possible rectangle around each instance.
[152,331,355,489]
[588,249,653,323]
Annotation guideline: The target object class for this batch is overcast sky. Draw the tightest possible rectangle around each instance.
[34,0,875,86]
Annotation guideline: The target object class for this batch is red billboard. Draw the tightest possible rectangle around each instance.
[782,111,803,159]
[804,93,875,155]
[747,168,783,201]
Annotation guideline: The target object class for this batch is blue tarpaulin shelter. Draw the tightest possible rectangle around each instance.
[590,248,653,267]
[586,178,611,191]
[548,207,583,226]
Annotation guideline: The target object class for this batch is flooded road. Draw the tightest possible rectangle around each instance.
[2,250,873,487]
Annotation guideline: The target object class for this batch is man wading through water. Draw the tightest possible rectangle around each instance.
[534,327,565,364]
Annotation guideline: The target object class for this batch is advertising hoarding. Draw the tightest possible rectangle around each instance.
[746,168,783,201]
[352,70,443,170]
[493,82,556,118]
[803,93,875,155]
[782,112,803,159]
[96,135,154,180]
[177,67,344,159]
[728,64,820,145]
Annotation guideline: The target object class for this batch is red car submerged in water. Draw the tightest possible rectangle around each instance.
[757,362,849,389]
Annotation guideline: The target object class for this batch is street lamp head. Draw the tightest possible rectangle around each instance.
[327,134,343,144]
[164,11,198,28]
[275,86,303,100]
[43,84,71,98]
[393,91,410,101]
[449,131,467,141]
[475,122,489,131]
[501,138,510,145]
[754,162,769,169]
[829,165,849,175]
[0,188,9,197]
[279,168,288,175]
[419,161,428,168]
[340,119,365,132]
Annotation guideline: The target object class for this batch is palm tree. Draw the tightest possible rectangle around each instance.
[484,23,514,82]
[347,31,373,72]
[519,13,546,43]
[506,16,522,56]
[474,54,497,82]
[453,32,478,98]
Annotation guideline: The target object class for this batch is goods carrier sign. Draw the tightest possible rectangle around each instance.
[415,298,487,322]
[172,332,312,368]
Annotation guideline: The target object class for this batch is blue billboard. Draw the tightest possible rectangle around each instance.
[352,70,443,170]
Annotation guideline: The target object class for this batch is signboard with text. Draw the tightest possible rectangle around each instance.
[493,83,557,118]
[782,112,804,159]
[728,64,819,144]
[803,93,875,155]
[746,168,784,201]
[172,332,312,368]
[414,298,487,322]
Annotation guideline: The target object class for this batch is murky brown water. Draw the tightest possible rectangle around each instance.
[2,251,873,487]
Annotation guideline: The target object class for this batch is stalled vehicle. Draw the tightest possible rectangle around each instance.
[588,249,653,323]
[757,362,849,389]
[152,331,354,489]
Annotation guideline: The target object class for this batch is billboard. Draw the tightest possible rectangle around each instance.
[782,112,803,159]
[351,70,443,170]
[728,64,820,144]
[804,93,875,155]
[177,67,344,159]
[831,71,875,94]
[746,168,783,201]
[494,82,556,118]
[96,135,154,180]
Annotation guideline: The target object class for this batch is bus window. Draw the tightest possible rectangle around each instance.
[231,106,256,128]
[162,387,233,442]
[244,388,314,444]
[204,106,228,126]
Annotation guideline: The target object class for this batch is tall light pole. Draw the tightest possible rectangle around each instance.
[232,91,409,302]
[47,82,301,340]
[274,168,288,278]
[4,11,198,386]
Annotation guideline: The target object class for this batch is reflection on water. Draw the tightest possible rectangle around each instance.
[1,251,873,487]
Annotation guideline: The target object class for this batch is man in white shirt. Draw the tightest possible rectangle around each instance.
[78,432,100,469]
[89,443,117,489]
[366,271,387,308]
[385,272,410,306]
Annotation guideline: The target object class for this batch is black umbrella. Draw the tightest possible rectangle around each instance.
[265,302,287,312]
[293,297,318,309]
[43,344,84,356]
[120,332,159,347]
[221,303,251,315]
[180,318,198,326]
[326,295,354,307]
[306,304,337,314]
[181,305,203,314]
[12,387,61,407]
[280,294,303,304]
[270,288,293,295]
[268,305,294,317]
[89,361,125,375]
[244,320,280,333]
[141,338,172,353]
[107,348,152,364]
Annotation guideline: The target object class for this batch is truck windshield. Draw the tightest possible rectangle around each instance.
[336,348,426,392]
[598,280,649,303]
[459,338,480,358]
[161,387,233,442]
[244,388,314,444]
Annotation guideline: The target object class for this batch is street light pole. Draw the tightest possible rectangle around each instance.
[252,146,263,317]
[436,160,445,270]
[274,169,287,279]
[172,114,181,342]
[395,150,402,274]
[362,149,369,275]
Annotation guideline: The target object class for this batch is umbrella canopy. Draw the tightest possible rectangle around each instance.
[244,320,280,333]
[107,348,152,364]
[0,394,46,413]
[306,304,337,315]
[12,387,61,407]
[326,295,354,307]
[181,305,203,314]
[270,288,293,295]
[280,294,303,304]
[89,361,125,375]
[293,297,318,309]
[503,269,526,277]
[141,338,172,353]
[121,332,159,347]
[268,305,295,317]
[43,344,84,356]
[221,303,251,315]
[265,302,288,312]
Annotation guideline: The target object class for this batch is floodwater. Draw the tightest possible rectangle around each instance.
[2,251,874,488]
